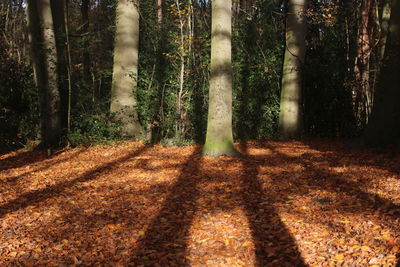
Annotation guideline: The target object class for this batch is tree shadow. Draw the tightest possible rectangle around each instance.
[239,141,306,266]
[132,143,306,266]
[0,148,87,185]
[0,145,148,219]
[260,141,400,263]
[303,139,400,175]
[132,147,202,265]
[261,142,400,217]
[0,149,67,172]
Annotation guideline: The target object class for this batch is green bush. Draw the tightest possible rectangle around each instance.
[0,41,39,151]
[68,113,123,146]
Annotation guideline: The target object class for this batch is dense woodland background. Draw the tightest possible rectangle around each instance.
[0,0,398,151]
[1,1,400,265]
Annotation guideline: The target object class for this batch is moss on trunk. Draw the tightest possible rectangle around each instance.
[202,0,239,157]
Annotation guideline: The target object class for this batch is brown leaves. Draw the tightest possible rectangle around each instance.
[0,140,399,265]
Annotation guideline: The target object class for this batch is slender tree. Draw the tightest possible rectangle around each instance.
[51,0,69,133]
[81,0,91,88]
[378,0,392,61]
[27,0,62,147]
[353,0,375,125]
[110,0,143,137]
[202,0,239,157]
[278,0,308,139]
[26,0,44,90]
[362,0,400,147]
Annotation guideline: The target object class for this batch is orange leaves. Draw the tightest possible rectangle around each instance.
[334,253,344,260]
[0,140,399,265]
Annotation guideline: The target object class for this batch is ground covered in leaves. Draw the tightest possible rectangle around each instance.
[0,140,399,266]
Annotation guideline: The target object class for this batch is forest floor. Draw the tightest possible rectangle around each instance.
[0,140,399,266]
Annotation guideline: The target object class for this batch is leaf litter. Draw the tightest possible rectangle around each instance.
[0,140,399,266]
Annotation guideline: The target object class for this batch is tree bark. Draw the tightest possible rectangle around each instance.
[353,0,374,125]
[202,0,239,157]
[27,0,62,147]
[362,0,400,147]
[378,0,391,61]
[51,0,69,134]
[81,0,91,88]
[156,0,162,24]
[278,0,308,139]
[26,0,44,89]
[110,0,143,137]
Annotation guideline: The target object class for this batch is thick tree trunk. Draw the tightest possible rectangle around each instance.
[110,0,143,137]
[362,0,400,147]
[202,0,239,157]
[278,0,308,139]
[27,0,62,147]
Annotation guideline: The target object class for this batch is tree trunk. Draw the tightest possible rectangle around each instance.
[27,0,62,147]
[378,0,391,61]
[362,0,400,147]
[353,0,374,126]
[202,0,239,157]
[110,0,143,138]
[278,0,308,139]
[26,0,44,89]
[81,0,91,89]
[156,0,162,24]
[51,0,69,134]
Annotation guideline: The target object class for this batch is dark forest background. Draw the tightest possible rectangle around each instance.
[0,0,394,150]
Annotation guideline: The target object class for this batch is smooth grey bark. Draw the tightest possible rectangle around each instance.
[278,0,308,139]
[110,0,143,137]
[27,0,62,147]
[362,0,400,147]
[202,0,239,157]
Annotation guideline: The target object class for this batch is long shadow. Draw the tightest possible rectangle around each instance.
[0,145,148,219]
[262,142,400,262]
[239,142,306,266]
[237,141,399,264]
[0,149,65,171]
[303,139,400,175]
[0,148,87,186]
[268,143,400,215]
[132,147,202,266]
[133,143,306,266]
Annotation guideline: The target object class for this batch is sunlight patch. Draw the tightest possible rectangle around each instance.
[187,209,256,266]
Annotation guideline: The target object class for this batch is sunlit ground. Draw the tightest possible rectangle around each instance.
[0,140,399,266]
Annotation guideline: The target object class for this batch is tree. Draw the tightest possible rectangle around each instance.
[110,0,143,137]
[362,0,400,147]
[27,0,62,147]
[278,0,308,139]
[353,0,375,125]
[51,0,69,133]
[378,0,392,61]
[81,0,91,89]
[202,0,239,157]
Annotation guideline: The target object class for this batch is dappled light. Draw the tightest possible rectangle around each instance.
[1,1,400,266]
[0,140,399,265]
